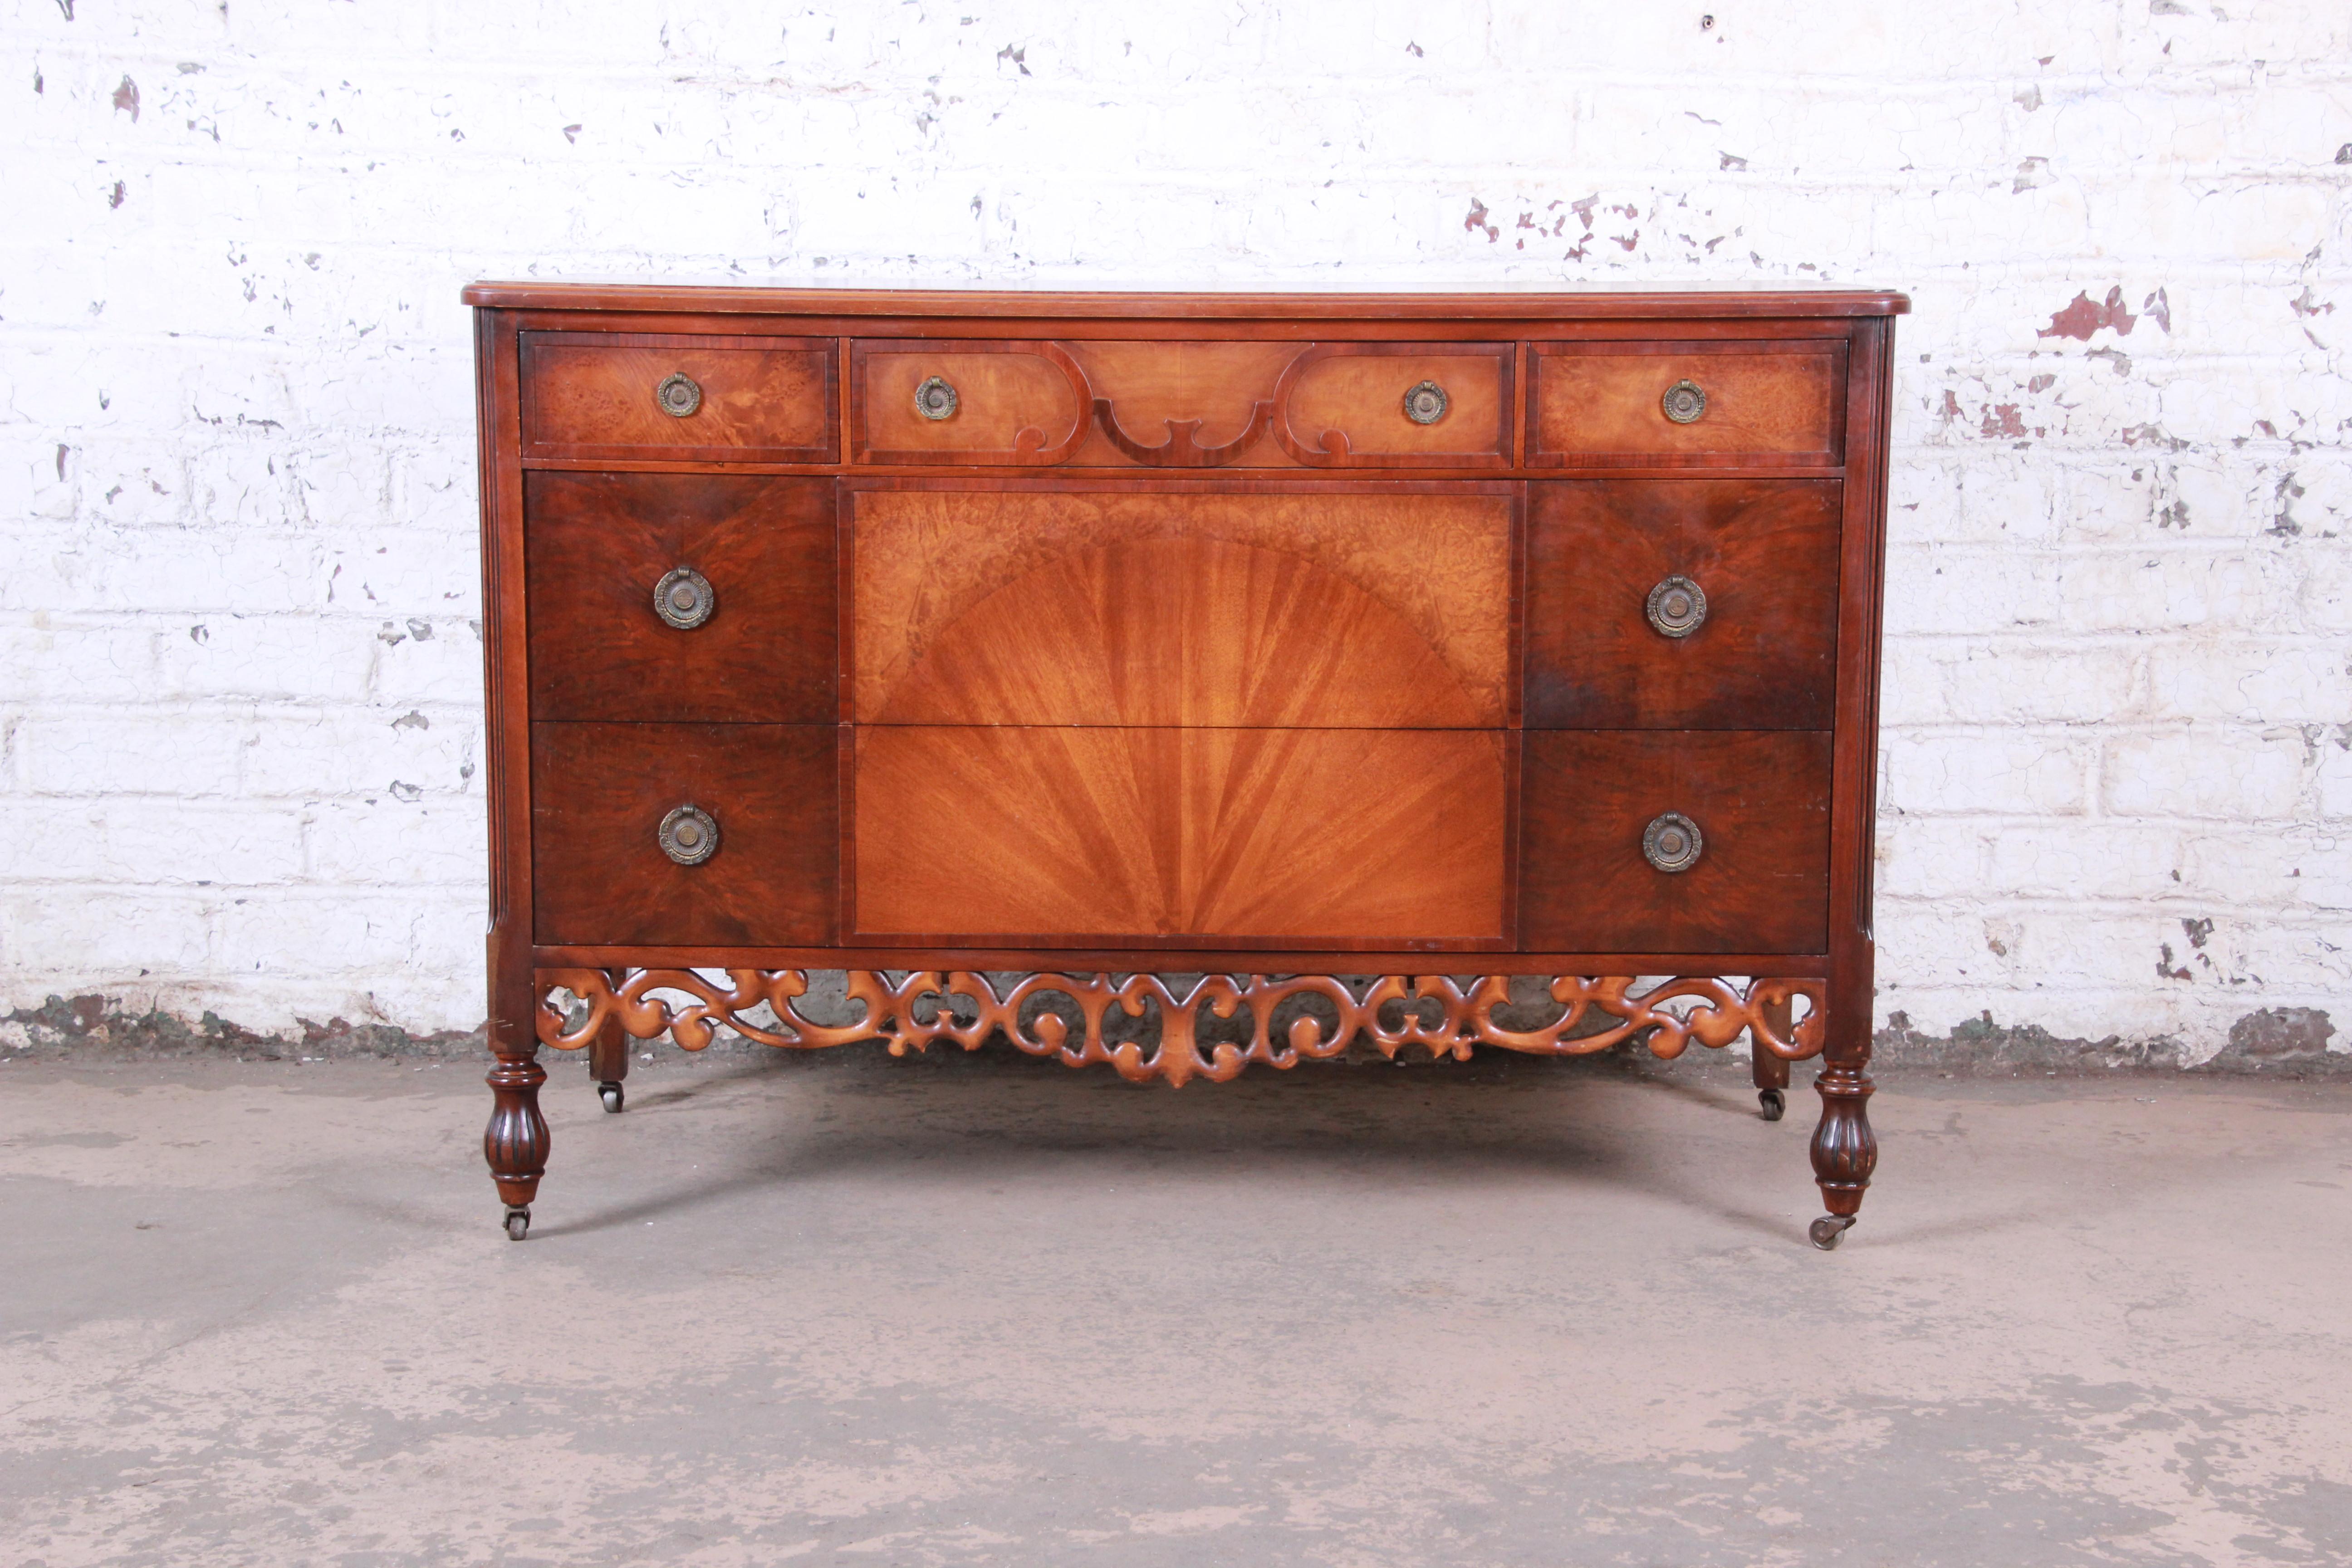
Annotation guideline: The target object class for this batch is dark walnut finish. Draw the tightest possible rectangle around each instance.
[466,282,1906,1250]
[524,473,836,723]
[1524,480,1842,729]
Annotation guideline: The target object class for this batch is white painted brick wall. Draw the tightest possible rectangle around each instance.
[3,0,2346,1060]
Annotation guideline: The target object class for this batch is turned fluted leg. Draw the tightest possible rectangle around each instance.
[1807,952,1877,1250]
[485,1048,550,1241]
[1808,1064,1876,1248]
[1752,991,1793,1122]
[587,970,632,1113]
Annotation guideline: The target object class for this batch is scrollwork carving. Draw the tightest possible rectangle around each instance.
[537,970,1825,1089]
[1091,397,1277,468]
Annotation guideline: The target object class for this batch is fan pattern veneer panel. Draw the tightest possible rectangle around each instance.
[850,486,1516,727]
[853,725,1509,943]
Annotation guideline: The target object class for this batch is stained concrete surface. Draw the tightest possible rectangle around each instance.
[3,1045,2349,1567]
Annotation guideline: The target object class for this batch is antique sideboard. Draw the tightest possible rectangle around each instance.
[463,283,1906,1249]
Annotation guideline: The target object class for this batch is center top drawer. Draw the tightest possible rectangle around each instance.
[851,339,1514,468]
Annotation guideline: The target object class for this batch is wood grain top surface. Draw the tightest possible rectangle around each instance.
[463,281,1911,318]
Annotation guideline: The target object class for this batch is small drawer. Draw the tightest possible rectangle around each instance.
[1519,730,1830,954]
[1524,479,1841,729]
[520,332,837,461]
[854,341,1095,464]
[1529,340,1845,467]
[531,721,838,946]
[523,472,836,724]
[851,339,1511,468]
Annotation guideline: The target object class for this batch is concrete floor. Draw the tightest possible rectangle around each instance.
[3,1045,2349,1567]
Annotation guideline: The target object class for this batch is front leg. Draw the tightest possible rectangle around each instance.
[1807,951,1877,1250]
[485,1047,550,1240]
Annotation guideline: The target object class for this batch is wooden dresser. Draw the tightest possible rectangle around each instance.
[465,284,1906,1249]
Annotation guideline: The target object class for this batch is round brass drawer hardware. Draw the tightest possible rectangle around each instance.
[652,567,715,631]
[915,375,959,421]
[1645,574,1707,638]
[1642,811,1704,873]
[655,372,703,418]
[657,804,720,866]
[1402,380,1450,425]
[1661,379,1707,424]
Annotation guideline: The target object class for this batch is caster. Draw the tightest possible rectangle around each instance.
[1809,1214,1856,1251]
[504,1205,531,1242]
[1758,1088,1786,1122]
[598,1081,625,1114]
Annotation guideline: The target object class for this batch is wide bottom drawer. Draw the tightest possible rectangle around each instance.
[531,722,838,946]
[1519,730,1831,953]
[851,725,1509,945]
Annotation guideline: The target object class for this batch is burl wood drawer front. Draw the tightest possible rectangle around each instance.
[525,473,836,723]
[1524,480,1841,729]
[852,725,1509,944]
[1519,730,1830,954]
[520,332,837,462]
[531,722,838,946]
[1529,340,1845,467]
[851,340,1511,467]
[849,485,1515,727]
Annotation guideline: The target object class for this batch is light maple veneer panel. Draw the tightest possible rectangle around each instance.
[849,486,1516,727]
[851,725,1508,944]
[1530,341,1845,466]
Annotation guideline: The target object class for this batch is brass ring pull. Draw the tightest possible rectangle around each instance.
[915,375,959,421]
[1642,812,1704,873]
[657,804,720,866]
[652,567,715,631]
[1645,575,1707,638]
[655,372,703,418]
[1661,379,1706,424]
[1402,380,1449,425]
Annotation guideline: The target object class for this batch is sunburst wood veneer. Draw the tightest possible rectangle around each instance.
[470,283,1905,1250]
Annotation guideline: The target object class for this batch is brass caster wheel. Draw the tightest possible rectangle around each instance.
[598,1081,625,1114]
[1809,1214,1857,1251]
[1758,1088,1786,1122]
[504,1205,531,1242]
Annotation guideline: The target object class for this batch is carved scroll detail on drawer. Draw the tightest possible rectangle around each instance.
[852,340,1512,468]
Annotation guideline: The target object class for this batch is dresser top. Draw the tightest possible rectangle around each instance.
[460,280,1909,319]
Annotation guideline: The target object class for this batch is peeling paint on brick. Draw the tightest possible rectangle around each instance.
[2038,286,2137,341]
